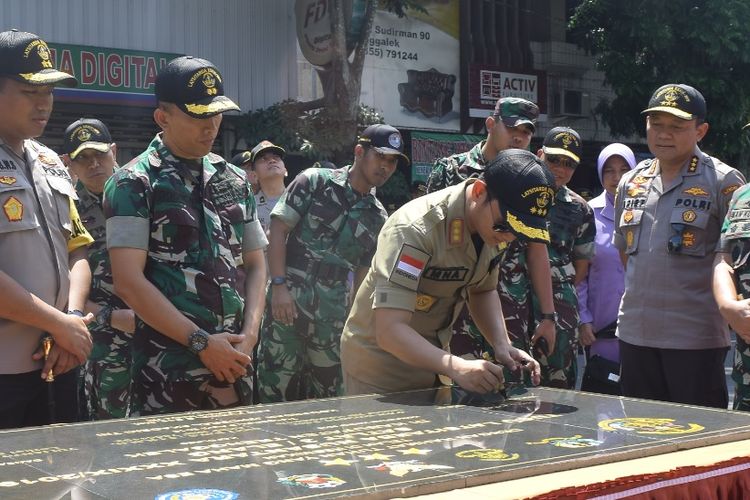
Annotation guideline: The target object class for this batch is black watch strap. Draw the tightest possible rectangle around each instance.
[540,312,558,322]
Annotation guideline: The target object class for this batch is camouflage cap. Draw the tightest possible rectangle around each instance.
[485,148,555,243]
[642,84,706,121]
[155,56,239,118]
[493,97,539,132]
[542,127,582,164]
[250,140,286,163]
[0,29,77,87]
[63,118,112,159]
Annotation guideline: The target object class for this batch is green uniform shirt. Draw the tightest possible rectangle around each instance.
[103,134,266,381]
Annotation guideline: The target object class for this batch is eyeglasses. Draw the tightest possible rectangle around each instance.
[493,221,513,233]
[668,223,685,253]
[546,155,578,169]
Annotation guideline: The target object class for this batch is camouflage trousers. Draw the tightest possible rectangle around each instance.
[130,324,251,416]
[733,335,750,412]
[530,283,579,390]
[81,327,133,420]
[448,283,532,382]
[257,313,345,403]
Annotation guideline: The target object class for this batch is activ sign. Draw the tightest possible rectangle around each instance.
[48,43,182,106]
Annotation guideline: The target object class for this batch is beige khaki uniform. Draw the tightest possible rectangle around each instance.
[341,181,503,393]
[0,139,92,373]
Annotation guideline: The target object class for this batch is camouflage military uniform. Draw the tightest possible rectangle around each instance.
[75,181,132,419]
[257,166,388,402]
[426,142,498,360]
[529,186,595,388]
[104,134,265,415]
[718,184,750,411]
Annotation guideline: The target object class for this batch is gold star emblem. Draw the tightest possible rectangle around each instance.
[399,447,431,455]
[361,453,394,461]
[320,457,357,466]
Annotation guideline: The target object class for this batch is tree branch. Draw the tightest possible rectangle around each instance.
[352,0,377,74]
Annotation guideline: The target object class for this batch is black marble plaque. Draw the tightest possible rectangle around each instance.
[1,387,750,499]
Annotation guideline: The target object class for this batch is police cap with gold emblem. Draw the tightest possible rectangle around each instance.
[485,148,555,243]
[155,55,240,118]
[642,84,706,121]
[0,29,77,87]
[542,126,583,165]
[63,118,113,160]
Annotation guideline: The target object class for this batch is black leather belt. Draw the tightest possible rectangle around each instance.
[288,257,350,282]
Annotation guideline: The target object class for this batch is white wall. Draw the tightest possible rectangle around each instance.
[1,0,299,113]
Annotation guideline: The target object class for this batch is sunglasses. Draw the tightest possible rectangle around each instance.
[493,221,513,233]
[668,223,685,253]
[546,155,578,169]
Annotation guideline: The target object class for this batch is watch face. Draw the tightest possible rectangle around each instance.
[190,330,209,353]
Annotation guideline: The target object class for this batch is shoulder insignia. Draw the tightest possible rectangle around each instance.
[37,153,58,166]
[723,184,741,196]
[683,186,709,197]
[687,156,699,173]
[448,218,464,245]
[389,244,430,291]
[148,152,164,169]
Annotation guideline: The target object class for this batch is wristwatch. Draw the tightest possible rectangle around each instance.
[271,276,287,286]
[67,309,85,318]
[187,329,210,355]
[95,305,113,327]
[540,312,558,322]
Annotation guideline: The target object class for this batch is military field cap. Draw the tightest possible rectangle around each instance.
[357,124,410,165]
[0,29,76,87]
[642,84,706,121]
[485,148,555,243]
[493,97,539,132]
[542,126,583,164]
[230,150,253,167]
[155,55,239,118]
[63,118,112,160]
[250,140,286,163]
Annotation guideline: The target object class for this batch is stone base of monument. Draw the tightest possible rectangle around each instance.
[0,387,749,499]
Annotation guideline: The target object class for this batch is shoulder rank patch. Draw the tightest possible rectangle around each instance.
[415,294,436,312]
[683,186,708,197]
[723,184,741,196]
[3,196,23,221]
[687,156,699,173]
[448,218,464,245]
[0,176,17,185]
[37,153,58,166]
[389,244,430,291]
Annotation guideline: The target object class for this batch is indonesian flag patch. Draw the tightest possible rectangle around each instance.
[389,244,430,291]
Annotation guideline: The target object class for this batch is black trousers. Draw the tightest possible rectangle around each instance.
[619,340,728,409]
[0,368,80,429]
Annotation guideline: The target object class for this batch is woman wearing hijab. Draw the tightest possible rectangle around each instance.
[577,143,636,394]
